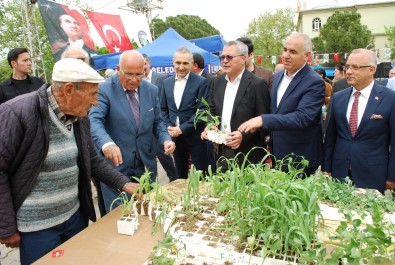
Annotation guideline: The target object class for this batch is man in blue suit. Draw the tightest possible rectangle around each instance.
[238,33,325,176]
[89,50,175,212]
[142,53,178,181]
[323,49,395,193]
[161,47,209,179]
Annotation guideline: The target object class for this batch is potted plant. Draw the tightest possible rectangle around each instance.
[194,97,229,144]
[110,191,139,236]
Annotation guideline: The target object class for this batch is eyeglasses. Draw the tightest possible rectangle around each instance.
[120,69,145,80]
[345,64,371,71]
[220,54,243,61]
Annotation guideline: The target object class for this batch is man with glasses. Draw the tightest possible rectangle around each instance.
[238,33,325,177]
[323,48,395,193]
[161,47,209,179]
[0,58,139,264]
[201,40,270,171]
[89,50,175,213]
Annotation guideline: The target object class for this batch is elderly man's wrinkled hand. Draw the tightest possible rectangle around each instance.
[164,141,176,155]
[0,232,21,248]
[103,144,123,166]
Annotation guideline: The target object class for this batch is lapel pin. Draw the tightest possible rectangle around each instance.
[375,96,379,100]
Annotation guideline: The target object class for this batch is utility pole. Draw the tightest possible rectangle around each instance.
[119,0,163,41]
[21,0,47,82]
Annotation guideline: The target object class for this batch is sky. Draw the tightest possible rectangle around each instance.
[83,0,384,46]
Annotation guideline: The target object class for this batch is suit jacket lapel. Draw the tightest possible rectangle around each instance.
[231,71,249,118]
[271,71,284,113]
[216,76,227,117]
[338,88,353,136]
[276,66,308,112]
[356,84,383,136]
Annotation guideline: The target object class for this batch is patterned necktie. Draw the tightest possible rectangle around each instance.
[349,91,360,137]
[126,90,140,128]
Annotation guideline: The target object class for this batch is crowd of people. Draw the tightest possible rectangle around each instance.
[1,32,395,264]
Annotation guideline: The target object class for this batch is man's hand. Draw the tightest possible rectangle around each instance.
[103,144,123,166]
[168,126,182,138]
[225,131,242,149]
[238,116,263,134]
[201,128,208,140]
[0,232,21,248]
[122,182,143,199]
[386,180,395,190]
[164,141,176,155]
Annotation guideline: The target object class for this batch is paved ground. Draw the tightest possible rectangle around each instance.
[0,159,169,265]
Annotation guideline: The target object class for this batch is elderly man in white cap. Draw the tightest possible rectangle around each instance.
[0,58,139,265]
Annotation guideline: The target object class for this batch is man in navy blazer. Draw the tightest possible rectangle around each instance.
[239,33,325,176]
[323,49,395,193]
[161,47,209,179]
[142,53,177,181]
[89,50,175,212]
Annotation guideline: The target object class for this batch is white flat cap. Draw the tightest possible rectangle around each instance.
[52,58,104,83]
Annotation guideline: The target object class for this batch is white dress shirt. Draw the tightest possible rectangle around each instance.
[221,70,244,132]
[174,73,189,126]
[346,81,374,127]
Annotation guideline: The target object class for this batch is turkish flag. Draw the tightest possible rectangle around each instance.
[85,11,133,53]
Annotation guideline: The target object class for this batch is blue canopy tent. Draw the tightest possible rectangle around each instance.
[92,28,221,75]
[189,35,227,54]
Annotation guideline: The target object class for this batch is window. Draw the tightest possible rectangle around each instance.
[312,18,321,31]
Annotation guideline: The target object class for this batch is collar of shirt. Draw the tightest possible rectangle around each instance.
[225,69,245,84]
[175,72,190,81]
[284,63,305,78]
[123,87,139,94]
[47,86,77,130]
[198,69,204,76]
[351,81,374,99]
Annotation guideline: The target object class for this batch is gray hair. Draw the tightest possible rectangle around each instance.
[286,32,312,53]
[52,81,81,92]
[174,47,193,61]
[351,48,378,67]
[224,40,248,56]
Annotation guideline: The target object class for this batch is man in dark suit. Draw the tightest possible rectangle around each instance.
[89,50,175,212]
[201,40,270,170]
[192,52,216,171]
[161,47,209,179]
[0,48,44,104]
[323,49,395,193]
[237,37,273,91]
[239,33,325,176]
[142,53,177,181]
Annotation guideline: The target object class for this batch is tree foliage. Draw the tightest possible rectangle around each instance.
[152,15,220,39]
[385,26,395,60]
[245,8,296,69]
[0,0,98,82]
[312,11,374,54]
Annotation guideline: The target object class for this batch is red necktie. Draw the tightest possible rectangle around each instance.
[349,91,360,137]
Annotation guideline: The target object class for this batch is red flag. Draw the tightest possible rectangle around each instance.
[85,11,133,53]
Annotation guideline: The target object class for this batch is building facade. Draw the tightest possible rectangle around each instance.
[296,1,395,62]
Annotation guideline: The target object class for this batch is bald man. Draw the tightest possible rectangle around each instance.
[89,50,175,213]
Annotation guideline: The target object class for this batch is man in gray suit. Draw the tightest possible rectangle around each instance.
[142,54,177,181]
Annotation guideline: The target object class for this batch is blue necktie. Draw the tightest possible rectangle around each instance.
[126,90,140,128]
